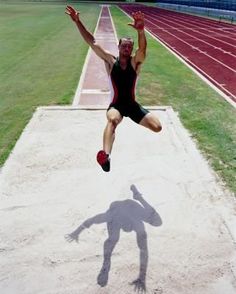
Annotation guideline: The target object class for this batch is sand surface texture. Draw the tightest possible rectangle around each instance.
[0,106,236,294]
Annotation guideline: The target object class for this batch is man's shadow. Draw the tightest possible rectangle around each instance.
[65,184,162,292]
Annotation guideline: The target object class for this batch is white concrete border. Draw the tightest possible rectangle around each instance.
[108,6,119,44]
[37,105,170,111]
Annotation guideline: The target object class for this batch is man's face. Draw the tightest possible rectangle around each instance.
[118,40,134,57]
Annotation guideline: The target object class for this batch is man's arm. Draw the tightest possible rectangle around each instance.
[130,185,162,227]
[136,29,147,63]
[129,11,147,65]
[65,5,114,64]
[65,213,107,243]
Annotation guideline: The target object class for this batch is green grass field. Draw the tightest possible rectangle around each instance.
[110,6,236,194]
[0,2,235,194]
[0,2,99,163]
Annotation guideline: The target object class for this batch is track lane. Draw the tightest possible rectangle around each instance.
[147,12,236,47]
[145,14,236,67]
[119,4,236,103]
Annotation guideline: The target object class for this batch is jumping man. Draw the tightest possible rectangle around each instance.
[65,5,162,172]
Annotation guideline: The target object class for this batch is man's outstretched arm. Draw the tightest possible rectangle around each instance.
[65,213,107,242]
[129,11,147,64]
[65,5,114,63]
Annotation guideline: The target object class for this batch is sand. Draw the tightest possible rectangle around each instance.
[0,106,236,294]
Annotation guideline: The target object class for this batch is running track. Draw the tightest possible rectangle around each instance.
[119,4,236,104]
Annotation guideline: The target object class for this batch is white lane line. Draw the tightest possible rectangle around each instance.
[81,89,111,94]
[109,6,119,43]
[145,18,236,74]
[148,11,236,50]
[119,6,236,107]
[157,8,236,36]
[163,11,236,39]
[145,14,236,61]
[148,31,236,107]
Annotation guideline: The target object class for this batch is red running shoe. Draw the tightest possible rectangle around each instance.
[96,150,110,172]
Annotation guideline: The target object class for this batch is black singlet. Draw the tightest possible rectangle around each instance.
[108,57,149,123]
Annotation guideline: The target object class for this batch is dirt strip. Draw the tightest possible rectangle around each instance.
[73,5,118,106]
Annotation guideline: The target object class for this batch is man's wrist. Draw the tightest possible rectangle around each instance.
[73,12,80,24]
[136,19,144,31]
[138,28,145,33]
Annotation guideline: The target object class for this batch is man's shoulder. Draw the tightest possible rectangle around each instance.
[105,55,117,75]
[107,55,117,67]
[131,56,142,73]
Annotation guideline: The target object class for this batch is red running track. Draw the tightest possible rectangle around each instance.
[119,4,236,104]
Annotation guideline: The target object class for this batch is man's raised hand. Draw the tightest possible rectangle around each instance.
[131,184,143,201]
[128,11,145,31]
[65,232,79,243]
[65,5,79,23]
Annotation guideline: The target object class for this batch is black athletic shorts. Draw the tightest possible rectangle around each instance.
[107,101,149,124]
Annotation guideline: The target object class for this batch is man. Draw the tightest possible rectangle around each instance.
[65,5,162,172]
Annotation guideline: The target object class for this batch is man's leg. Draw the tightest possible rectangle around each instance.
[103,108,123,154]
[130,228,148,292]
[97,223,120,287]
[139,112,162,132]
[97,108,122,172]
[128,102,162,133]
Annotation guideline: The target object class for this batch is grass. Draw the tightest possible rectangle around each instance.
[0,2,100,164]
[110,5,236,194]
[0,2,235,194]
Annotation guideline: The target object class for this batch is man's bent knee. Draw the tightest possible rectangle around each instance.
[152,122,162,133]
[140,114,162,132]
[107,109,122,129]
[108,116,120,128]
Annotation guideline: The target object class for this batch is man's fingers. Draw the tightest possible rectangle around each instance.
[132,13,139,20]
[65,5,79,15]
[65,5,80,22]
[66,5,74,11]
[65,7,72,13]
[64,235,72,242]
[132,11,144,20]
[65,7,72,14]
[65,234,77,243]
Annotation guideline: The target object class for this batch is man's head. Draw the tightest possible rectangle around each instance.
[118,37,134,57]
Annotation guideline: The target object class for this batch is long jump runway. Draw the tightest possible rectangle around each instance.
[120,4,236,105]
[0,5,236,294]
